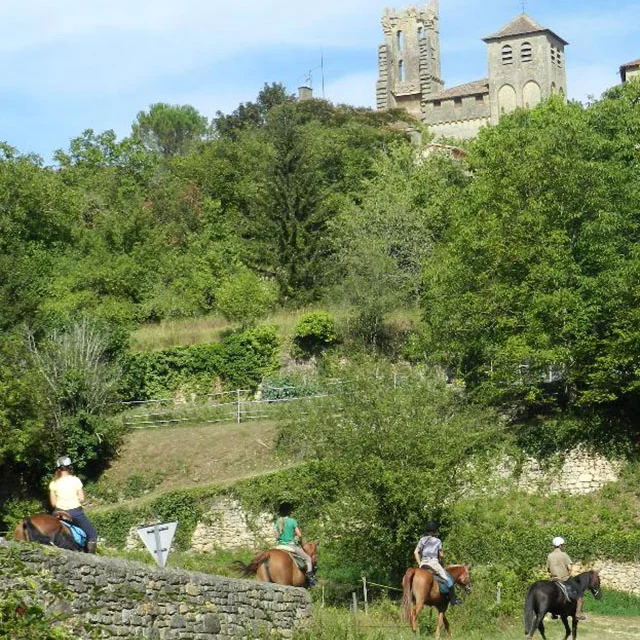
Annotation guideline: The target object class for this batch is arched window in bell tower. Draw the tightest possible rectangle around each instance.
[398,60,406,82]
[397,30,404,52]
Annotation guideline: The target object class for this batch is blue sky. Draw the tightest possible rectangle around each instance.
[0,0,637,160]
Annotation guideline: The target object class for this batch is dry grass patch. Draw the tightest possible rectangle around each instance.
[96,419,289,502]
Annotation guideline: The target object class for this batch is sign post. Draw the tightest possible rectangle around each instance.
[136,522,178,568]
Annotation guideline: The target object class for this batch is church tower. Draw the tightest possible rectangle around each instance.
[483,14,568,125]
[376,2,444,120]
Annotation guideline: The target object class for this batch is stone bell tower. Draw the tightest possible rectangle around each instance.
[376,1,444,120]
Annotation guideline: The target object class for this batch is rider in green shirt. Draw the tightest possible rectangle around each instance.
[274,502,316,586]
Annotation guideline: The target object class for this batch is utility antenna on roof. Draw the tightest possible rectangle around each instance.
[521,0,526,12]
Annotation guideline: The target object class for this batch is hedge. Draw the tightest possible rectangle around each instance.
[120,325,280,400]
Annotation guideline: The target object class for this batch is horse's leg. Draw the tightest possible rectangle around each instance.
[442,612,451,638]
[537,618,546,640]
[560,616,571,640]
[412,600,424,634]
[571,617,578,640]
[526,611,546,640]
[435,610,444,640]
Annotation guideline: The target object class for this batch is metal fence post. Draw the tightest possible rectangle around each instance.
[351,592,358,632]
[236,389,241,424]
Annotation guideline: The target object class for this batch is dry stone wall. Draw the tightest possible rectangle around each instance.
[496,448,622,496]
[572,560,640,595]
[1,544,311,639]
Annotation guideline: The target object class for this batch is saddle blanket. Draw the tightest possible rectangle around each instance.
[274,545,307,571]
[60,520,87,548]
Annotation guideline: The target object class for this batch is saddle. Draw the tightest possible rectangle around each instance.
[553,579,575,603]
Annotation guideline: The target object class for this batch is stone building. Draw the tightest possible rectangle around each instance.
[377,3,568,139]
[620,58,640,83]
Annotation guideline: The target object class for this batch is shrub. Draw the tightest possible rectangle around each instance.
[121,325,280,399]
[216,268,278,328]
[292,312,339,359]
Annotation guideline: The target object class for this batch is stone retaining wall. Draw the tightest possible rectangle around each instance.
[1,544,312,639]
[496,448,621,495]
[573,560,640,596]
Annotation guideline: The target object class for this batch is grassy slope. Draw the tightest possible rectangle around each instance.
[129,305,421,352]
[91,419,288,508]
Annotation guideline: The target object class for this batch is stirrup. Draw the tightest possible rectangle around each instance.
[306,572,317,587]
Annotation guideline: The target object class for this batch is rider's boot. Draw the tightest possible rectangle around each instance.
[574,597,586,621]
[87,541,97,554]
[305,571,317,587]
[448,586,461,606]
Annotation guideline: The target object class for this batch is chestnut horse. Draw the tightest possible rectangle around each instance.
[236,542,318,588]
[402,564,472,638]
[13,513,83,551]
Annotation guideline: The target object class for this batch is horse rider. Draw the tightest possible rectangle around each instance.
[547,536,586,621]
[414,521,460,606]
[49,455,98,553]
[274,502,316,586]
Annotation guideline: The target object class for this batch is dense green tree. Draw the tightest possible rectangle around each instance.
[132,103,209,157]
[421,94,640,444]
[214,82,293,139]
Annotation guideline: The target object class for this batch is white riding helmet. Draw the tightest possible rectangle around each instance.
[56,455,72,468]
[552,536,565,547]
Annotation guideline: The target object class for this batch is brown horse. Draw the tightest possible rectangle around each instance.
[236,542,318,588]
[402,564,472,638]
[13,513,83,551]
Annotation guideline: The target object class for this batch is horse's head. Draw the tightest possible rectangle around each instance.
[303,541,319,568]
[450,564,473,595]
[589,570,602,600]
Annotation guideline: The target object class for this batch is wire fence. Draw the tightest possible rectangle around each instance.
[119,387,333,430]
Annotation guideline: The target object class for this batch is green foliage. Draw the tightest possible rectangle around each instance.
[0,497,44,533]
[239,361,502,583]
[216,267,278,328]
[132,103,209,156]
[0,549,74,639]
[150,490,204,550]
[292,311,339,359]
[421,91,640,447]
[121,325,280,398]
[448,478,640,567]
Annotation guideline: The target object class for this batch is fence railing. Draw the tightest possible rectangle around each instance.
[120,387,332,430]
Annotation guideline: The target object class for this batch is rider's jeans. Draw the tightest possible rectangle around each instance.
[67,507,97,542]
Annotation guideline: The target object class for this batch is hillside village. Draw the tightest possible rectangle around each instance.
[0,2,639,639]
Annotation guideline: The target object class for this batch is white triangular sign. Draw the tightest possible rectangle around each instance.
[136,521,178,568]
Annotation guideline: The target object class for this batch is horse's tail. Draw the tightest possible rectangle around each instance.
[401,568,416,622]
[524,585,537,635]
[23,518,49,544]
[234,552,270,578]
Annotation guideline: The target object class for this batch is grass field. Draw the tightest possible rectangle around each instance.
[129,304,421,352]
[301,607,640,639]
[90,419,287,506]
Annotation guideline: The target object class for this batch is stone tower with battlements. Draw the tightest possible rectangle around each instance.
[378,8,569,140]
[376,1,444,120]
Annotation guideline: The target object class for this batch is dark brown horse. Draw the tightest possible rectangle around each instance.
[524,570,602,640]
[402,564,472,638]
[236,542,318,588]
[13,513,83,551]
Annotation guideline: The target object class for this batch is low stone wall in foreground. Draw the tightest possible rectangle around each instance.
[1,544,312,639]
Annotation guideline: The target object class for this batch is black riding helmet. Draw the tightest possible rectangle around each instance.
[425,520,439,534]
[278,501,294,517]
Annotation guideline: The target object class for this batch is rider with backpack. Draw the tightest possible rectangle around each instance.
[414,521,460,606]
[49,455,97,553]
